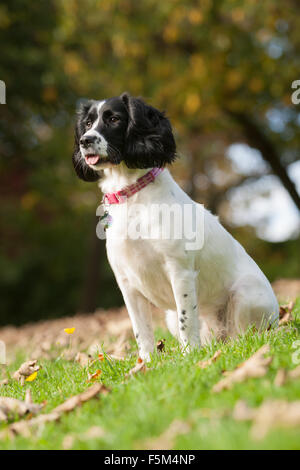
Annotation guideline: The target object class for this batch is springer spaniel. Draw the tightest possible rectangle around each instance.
[72,92,279,361]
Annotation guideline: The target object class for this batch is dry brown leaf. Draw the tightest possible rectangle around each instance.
[0,392,43,423]
[2,383,110,438]
[156,339,165,353]
[108,331,130,357]
[197,350,221,369]
[213,345,272,393]
[109,354,125,361]
[278,301,295,326]
[0,378,8,386]
[288,364,300,380]
[274,369,288,387]
[86,369,102,383]
[143,419,191,450]
[8,411,60,438]
[273,364,300,386]
[232,400,255,421]
[124,359,147,379]
[84,426,105,439]
[279,301,295,318]
[233,399,300,440]
[75,352,90,367]
[62,434,74,450]
[279,313,293,326]
[13,360,40,386]
[53,383,109,414]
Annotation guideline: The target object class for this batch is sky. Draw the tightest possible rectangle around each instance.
[226,143,300,242]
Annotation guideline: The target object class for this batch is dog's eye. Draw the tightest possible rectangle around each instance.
[109,116,120,124]
[86,120,92,129]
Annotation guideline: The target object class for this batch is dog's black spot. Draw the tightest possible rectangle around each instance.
[182,310,186,315]
[180,318,185,323]
[181,326,186,331]
[183,294,188,298]
[136,333,139,339]
[193,305,197,309]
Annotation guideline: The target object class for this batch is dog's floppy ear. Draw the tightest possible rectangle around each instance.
[72,100,100,182]
[121,92,176,169]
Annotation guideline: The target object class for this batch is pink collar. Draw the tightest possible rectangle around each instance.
[102,167,164,205]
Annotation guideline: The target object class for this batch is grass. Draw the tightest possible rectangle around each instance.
[0,298,300,450]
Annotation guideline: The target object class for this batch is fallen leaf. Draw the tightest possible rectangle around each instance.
[0,392,43,423]
[84,426,105,439]
[213,345,272,392]
[25,371,38,382]
[8,412,60,438]
[233,399,300,440]
[75,352,90,367]
[109,354,125,361]
[288,364,300,380]
[62,434,74,450]
[143,419,191,450]
[279,313,293,326]
[279,301,295,318]
[197,350,221,369]
[124,359,147,379]
[64,327,75,334]
[273,364,300,386]
[278,301,295,326]
[2,383,110,438]
[156,339,165,352]
[98,353,105,361]
[0,378,8,386]
[53,383,109,414]
[106,330,130,358]
[13,360,40,386]
[232,400,254,422]
[87,369,102,382]
[274,369,287,387]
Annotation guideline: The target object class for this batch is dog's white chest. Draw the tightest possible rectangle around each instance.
[106,226,175,310]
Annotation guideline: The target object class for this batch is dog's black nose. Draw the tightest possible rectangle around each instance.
[80,135,98,147]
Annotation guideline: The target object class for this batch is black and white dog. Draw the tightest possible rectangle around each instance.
[72,92,279,361]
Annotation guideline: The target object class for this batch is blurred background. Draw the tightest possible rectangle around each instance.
[0,0,299,326]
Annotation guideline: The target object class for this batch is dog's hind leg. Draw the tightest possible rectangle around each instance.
[226,274,279,337]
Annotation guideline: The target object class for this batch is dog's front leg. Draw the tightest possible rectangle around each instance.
[170,269,200,352]
[117,281,154,362]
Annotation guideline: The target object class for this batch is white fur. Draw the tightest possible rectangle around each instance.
[80,100,113,169]
[99,164,279,361]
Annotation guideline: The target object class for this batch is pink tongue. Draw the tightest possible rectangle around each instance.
[86,155,100,165]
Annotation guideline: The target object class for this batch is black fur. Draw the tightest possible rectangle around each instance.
[72,93,176,181]
[120,93,176,169]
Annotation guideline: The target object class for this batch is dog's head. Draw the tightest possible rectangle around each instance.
[72,93,176,181]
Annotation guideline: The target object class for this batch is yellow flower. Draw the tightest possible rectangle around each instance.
[25,371,37,382]
[64,327,75,334]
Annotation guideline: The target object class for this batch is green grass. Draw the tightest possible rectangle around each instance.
[0,298,300,450]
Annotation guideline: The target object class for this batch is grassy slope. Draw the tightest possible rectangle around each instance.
[0,298,300,450]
